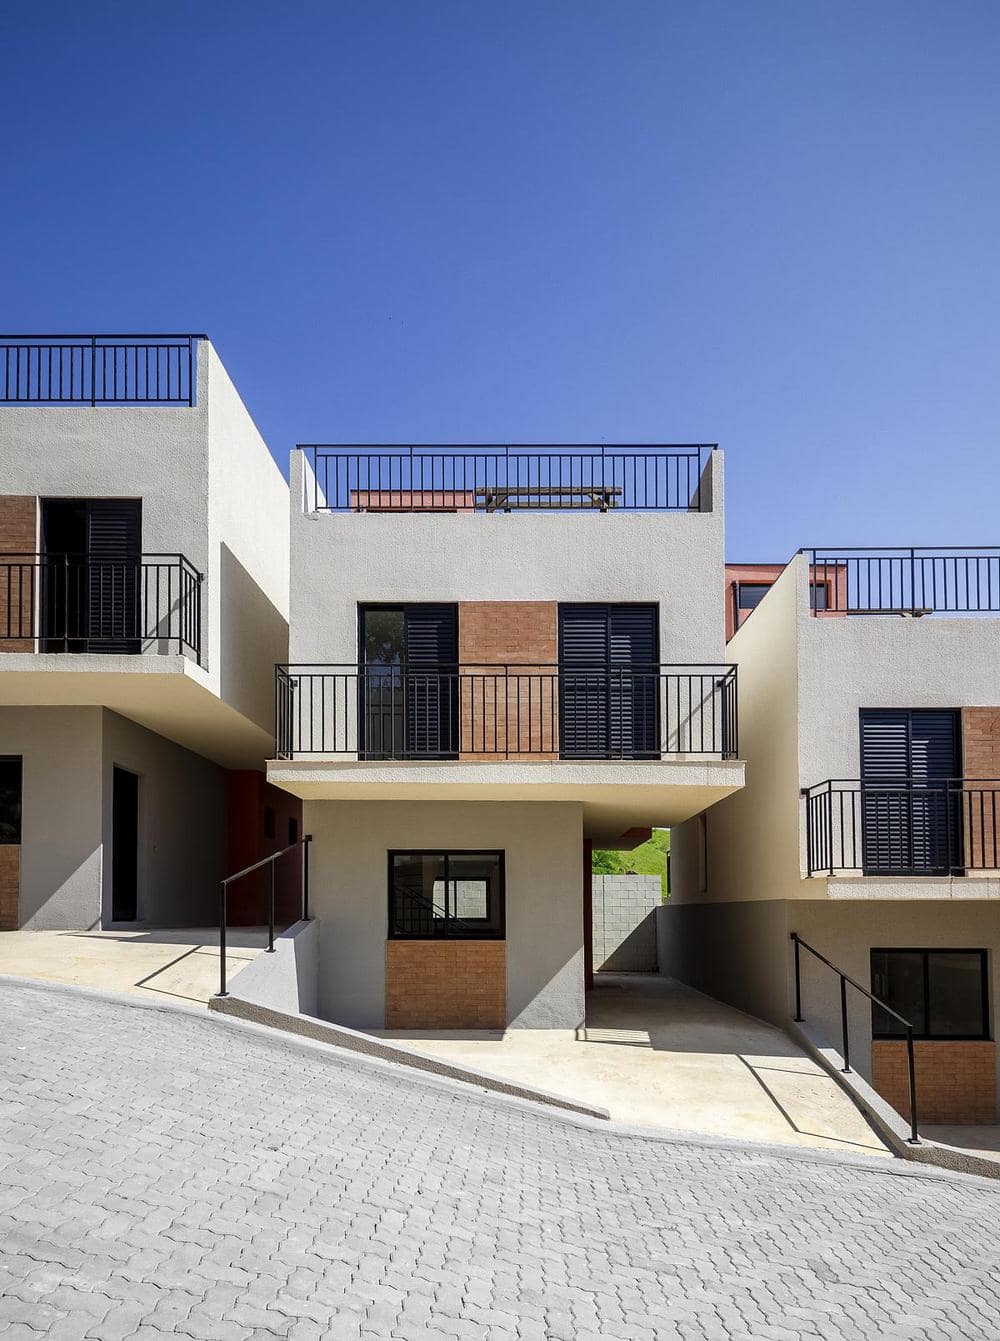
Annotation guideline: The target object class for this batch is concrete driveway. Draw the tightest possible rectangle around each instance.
[382,973,889,1156]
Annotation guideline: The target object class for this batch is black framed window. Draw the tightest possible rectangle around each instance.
[736,582,771,611]
[809,582,829,610]
[0,757,22,844]
[388,850,504,939]
[871,949,989,1040]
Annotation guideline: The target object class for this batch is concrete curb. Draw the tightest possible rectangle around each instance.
[5,974,1000,1190]
[789,1019,1000,1181]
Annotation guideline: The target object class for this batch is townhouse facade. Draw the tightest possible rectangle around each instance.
[0,334,296,931]
[266,445,744,1031]
[668,549,1000,1125]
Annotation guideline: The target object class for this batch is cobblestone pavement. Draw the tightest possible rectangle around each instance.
[3,980,1000,1340]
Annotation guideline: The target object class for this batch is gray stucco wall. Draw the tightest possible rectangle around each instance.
[303,799,585,1030]
[592,874,661,971]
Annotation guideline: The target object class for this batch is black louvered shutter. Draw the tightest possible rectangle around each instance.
[559,604,659,758]
[609,605,659,758]
[860,709,959,874]
[404,605,457,758]
[87,500,141,653]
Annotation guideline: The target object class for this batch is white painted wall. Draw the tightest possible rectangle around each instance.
[287,449,726,666]
[303,799,585,1030]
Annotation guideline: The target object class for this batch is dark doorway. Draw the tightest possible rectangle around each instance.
[40,498,142,652]
[859,709,961,875]
[558,603,659,758]
[359,604,459,757]
[111,766,139,921]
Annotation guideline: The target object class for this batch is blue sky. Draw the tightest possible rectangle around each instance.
[1,2,997,557]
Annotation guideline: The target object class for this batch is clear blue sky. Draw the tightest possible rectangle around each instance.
[2,2,997,557]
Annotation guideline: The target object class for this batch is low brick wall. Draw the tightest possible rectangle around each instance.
[385,940,506,1028]
[0,846,19,930]
[872,1039,997,1124]
[0,496,37,652]
[592,874,661,972]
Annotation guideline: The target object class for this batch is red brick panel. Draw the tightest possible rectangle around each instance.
[385,940,506,1028]
[872,1039,997,1124]
[0,496,37,652]
[0,846,20,930]
[458,602,558,760]
[961,708,1000,870]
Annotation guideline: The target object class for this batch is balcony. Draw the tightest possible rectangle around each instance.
[0,334,202,406]
[0,553,202,661]
[804,778,1000,878]
[801,549,1000,617]
[275,663,737,760]
[299,445,716,513]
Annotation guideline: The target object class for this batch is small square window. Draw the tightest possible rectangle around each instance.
[288,816,299,846]
[871,949,989,1040]
[736,583,771,611]
[0,757,22,845]
[389,851,504,939]
[809,582,829,610]
[263,806,276,840]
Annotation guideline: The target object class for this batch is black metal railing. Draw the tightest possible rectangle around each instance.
[802,548,1000,616]
[275,663,738,760]
[299,444,715,513]
[791,932,919,1144]
[217,834,312,998]
[0,552,202,660]
[0,335,203,405]
[804,778,1000,876]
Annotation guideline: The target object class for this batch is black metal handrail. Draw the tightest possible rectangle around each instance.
[791,932,919,1144]
[217,834,312,998]
[299,444,715,513]
[390,882,482,938]
[0,334,203,405]
[803,777,1000,876]
[801,548,1000,616]
[275,662,738,760]
[0,552,203,660]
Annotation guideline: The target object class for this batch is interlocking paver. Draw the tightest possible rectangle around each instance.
[3,981,1000,1340]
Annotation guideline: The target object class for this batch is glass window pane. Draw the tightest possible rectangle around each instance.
[390,853,445,936]
[871,950,926,1036]
[363,609,404,667]
[446,853,503,933]
[737,583,770,611]
[0,757,22,845]
[809,583,829,610]
[927,952,987,1038]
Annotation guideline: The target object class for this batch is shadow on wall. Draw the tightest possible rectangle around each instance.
[219,543,289,728]
[19,840,103,930]
[596,912,658,972]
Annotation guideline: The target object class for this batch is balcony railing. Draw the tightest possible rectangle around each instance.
[275,663,738,761]
[0,335,203,406]
[804,778,1000,876]
[0,553,202,661]
[299,445,715,513]
[802,548,1000,617]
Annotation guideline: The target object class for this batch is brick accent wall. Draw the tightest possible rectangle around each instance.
[872,1039,997,1123]
[0,846,20,930]
[458,602,558,760]
[962,708,1000,870]
[0,496,37,652]
[385,940,506,1028]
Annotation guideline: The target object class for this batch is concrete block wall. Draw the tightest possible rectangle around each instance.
[592,874,661,972]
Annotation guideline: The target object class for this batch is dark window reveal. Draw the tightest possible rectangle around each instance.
[736,583,770,611]
[871,949,989,1040]
[288,816,299,846]
[263,806,276,840]
[0,757,22,844]
[388,850,504,939]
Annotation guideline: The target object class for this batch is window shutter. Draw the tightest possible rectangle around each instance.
[86,499,142,652]
[559,604,659,758]
[403,605,457,757]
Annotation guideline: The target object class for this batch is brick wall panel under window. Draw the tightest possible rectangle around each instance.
[962,708,1000,870]
[385,940,506,1028]
[872,1039,997,1123]
[0,845,20,930]
[458,602,557,760]
[0,497,37,652]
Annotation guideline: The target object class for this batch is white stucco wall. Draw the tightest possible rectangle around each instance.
[303,799,585,1030]
[287,449,726,666]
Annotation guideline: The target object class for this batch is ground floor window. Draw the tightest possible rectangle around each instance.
[388,850,504,939]
[871,949,989,1040]
[0,757,22,844]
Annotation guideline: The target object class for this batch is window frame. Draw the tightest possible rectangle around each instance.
[0,756,22,845]
[870,947,990,1041]
[387,849,506,941]
[735,582,771,612]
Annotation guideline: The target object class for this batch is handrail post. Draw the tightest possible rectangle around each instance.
[302,834,312,920]
[839,973,851,1073]
[218,882,228,997]
[791,932,803,1021]
[267,862,275,952]
[90,334,96,406]
[906,1026,920,1144]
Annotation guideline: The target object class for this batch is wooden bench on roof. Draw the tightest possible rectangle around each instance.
[474,485,623,512]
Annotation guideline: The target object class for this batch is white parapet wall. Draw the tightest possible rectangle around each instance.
[593,874,661,972]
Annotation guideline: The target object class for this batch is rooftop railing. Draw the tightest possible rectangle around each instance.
[802,548,1000,616]
[275,662,738,761]
[0,335,204,406]
[803,778,1000,877]
[299,444,715,513]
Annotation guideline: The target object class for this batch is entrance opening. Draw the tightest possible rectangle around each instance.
[112,766,139,921]
[40,498,142,653]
